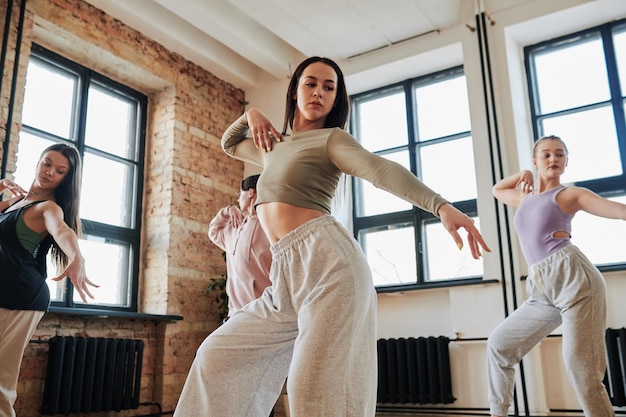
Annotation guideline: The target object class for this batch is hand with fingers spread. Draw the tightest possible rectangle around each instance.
[51,256,99,303]
[245,108,281,152]
[438,203,491,259]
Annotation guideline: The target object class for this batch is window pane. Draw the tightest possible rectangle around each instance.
[22,58,77,138]
[355,150,412,216]
[571,196,626,266]
[73,237,131,307]
[533,36,610,114]
[541,106,621,182]
[81,153,135,227]
[415,75,470,140]
[86,84,137,159]
[355,91,407,152]
[419,137,477,201]
[359,223,416,287]
[614,26,626,95]
[424,217,483,281]
[13,133,54,188]
[45,255,63,302]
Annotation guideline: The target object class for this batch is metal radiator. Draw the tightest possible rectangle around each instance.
[377,336,455,405]
[41,336,144,415]
[605,327,626,407]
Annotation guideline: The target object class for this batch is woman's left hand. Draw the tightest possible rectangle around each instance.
[51,256,99,303]
[438,203,491,259]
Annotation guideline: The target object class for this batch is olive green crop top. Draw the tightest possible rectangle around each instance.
[17,209,46,254]
[221,114,449,216]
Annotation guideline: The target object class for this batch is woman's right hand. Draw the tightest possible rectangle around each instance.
[227,205,247,228]
[246,108,281,152]
[516,170,534,194]
[0,179,27,197]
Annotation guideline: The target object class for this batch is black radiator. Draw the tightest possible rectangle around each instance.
[605,327,626,407]
[41,336,144,415]
[377,336,455,405]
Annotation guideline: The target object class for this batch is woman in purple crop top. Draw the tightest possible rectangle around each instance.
[488,135,626,417]
[174,56,491,417]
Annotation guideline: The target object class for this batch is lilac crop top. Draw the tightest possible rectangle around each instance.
[513,185,573,265]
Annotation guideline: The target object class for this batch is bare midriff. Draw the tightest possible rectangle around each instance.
[257,202,325,244]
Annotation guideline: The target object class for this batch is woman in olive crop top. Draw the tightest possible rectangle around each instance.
[174,56,491,417]
[0,143,96,417]
[488,136,626,417]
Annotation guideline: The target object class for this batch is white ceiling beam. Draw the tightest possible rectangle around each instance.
[83,0,266,88]
[153,0,303,79]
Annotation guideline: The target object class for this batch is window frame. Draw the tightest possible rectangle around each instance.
[20,44,146,312]
[524,18,626,272]
[350,66,482,292]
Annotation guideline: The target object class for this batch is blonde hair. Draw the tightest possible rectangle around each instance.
[533,135,568,157]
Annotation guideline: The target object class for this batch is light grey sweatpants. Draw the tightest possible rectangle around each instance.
[174,215,378,417]
[487,245,614,417]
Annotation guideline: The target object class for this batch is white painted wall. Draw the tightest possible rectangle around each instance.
[243,0,626,413]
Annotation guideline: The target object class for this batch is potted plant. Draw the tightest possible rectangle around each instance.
[206,251,229,322]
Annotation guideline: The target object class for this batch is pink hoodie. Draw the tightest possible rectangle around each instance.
[208,206,272,315]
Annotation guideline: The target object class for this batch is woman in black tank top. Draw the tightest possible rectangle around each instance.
[0,143,96,417]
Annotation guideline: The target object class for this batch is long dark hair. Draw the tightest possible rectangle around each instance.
[281,56,350,134]
[40,143,83,269]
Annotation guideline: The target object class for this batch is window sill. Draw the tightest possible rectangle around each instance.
[47,306,183,322]
[375,278,499,294]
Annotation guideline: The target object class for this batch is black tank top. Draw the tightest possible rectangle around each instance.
[0,201,53,310]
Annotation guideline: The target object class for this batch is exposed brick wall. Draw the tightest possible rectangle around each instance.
[0,0,246,414]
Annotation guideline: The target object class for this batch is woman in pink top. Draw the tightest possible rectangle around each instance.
[489,135,626,417]
[208,174,272,316]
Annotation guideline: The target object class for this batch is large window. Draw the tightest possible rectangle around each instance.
[525,19,626,269]
[14,44,146,311]
[351,67,482,290]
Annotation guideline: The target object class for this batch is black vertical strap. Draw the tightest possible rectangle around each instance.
[130,339,144,409]
[69,337,87,413]
[82,337,98,411]
[396,338,409,403]
[0,0,14,99]
[376,339,387,403]
[406,337,418,403]
[416,337,428,404]
[1,0,26,178]
[437,336,454,404]
[41,336,64,415]
[475,8,531,417]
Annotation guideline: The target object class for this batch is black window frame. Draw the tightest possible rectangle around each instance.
[524,18,626,273]
[350,66,481,293]
[21,44,146,312]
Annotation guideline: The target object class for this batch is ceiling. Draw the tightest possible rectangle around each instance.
[82,0,475,90]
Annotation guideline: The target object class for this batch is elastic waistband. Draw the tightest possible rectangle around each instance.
[270,215,337,257]
[528,245,579,273]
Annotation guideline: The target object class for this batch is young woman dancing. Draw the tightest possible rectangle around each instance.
[489,135,621,416]
[174,56,490,417]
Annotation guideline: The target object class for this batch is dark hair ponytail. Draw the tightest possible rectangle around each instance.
[40,143,83,269]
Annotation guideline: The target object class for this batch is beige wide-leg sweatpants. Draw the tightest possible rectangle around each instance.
[174,215,378,417]
[487,245,614,417]
[0,307,45,417]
